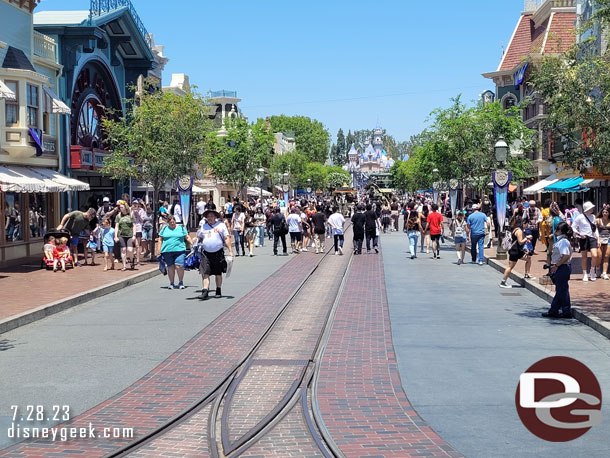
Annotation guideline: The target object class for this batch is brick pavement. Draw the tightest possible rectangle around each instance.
[0,251,324,457]
[316,247,463,458]
[483,245,610,321]
[0,257,157,325]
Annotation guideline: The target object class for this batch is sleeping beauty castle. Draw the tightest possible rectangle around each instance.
[344,127,394,175]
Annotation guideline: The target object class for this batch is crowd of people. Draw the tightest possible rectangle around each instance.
[46,191,609,315]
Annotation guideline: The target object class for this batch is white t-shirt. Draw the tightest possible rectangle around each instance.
[551,236,573,264]
[172,203,183,223]
[287,213,302,232]
[196,201,206,215]
[198,221,229,252]
[328,213,345,235]
[572,213,596,238]
[232,212,245,230]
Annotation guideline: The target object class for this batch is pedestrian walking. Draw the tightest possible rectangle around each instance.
[572,201,601,281]
[405,208,422,259]
[466,204,487,265]
[141,204,154,259]
[328,207,345,255]
[450,210,467,264]
[523,200,542,254]
[196,204,232,300]
[114,202,136,270]
[311,206,326,254]
[157,215,191,289]
[364,204,379,253]
[101,218,115,271]
[596,205,610,280]
[351,205,366,255]
[427,203,444,259]
[196,196,206,227]
[244,210,257,257]
[231,205,246,256]
[254,207,266,248]
[499,215,533,288]
[542,221,574,318]
[287,207,303,253]
[132,200,146,265]
[271,207,288,256]
[420,205,431,254]
[300,208,311,252]
[390,199,400,231]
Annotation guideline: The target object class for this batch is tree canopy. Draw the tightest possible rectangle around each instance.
[268,115,330,163]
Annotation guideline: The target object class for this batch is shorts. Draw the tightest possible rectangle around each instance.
[579,236,599,251]
[135,231,143,239]
[431,234,441,242]
[70,236,79,246]
[509,247,525,263]
[162,251,185,267]
[118,236,134,249]
[200,249,227,276]
[454,236,466,244]
[142,227,153,241]
[103,244,114,253]
[290,232,302,243]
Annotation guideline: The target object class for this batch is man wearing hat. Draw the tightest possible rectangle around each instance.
[196,203,233,300]
[467,203,487,265]
[572,201,601,281]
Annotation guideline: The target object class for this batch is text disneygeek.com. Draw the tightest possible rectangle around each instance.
[8,423,134,441]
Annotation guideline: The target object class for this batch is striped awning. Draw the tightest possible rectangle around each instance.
[0,80,16,101]
[522,174,558,194]
[43,86,71,114]
[0,165,89,192]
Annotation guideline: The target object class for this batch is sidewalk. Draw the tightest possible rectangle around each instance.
[0,256,159,334]
[480,241,610,338]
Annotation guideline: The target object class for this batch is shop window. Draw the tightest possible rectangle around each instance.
[4,193,23,243]
[27,84,39,128]
[28,193,49,238]
[5,81,18,126]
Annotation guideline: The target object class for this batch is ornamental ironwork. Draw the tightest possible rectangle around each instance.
[89,0,151,49]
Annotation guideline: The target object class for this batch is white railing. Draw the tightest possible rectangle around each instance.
[525,0,575,11]
[33,31,56,61]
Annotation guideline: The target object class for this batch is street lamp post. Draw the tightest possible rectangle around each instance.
[257,167,265,207]
[494,138,510,260]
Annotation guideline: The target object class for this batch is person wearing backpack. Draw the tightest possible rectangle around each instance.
[500,215,533,288]
[466,204,487,265]
[451,210,468,265]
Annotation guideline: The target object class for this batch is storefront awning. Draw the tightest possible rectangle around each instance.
[544,176,584,193]
[0,80,16,101]
[0,165,89,193]
[247,186,272,197]
[42,86,71,114]
[522,174,558,194]
[192,185,212,194]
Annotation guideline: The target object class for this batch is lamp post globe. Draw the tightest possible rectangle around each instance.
[494,138,509,164]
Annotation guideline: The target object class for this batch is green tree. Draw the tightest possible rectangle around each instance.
[529,21,610,172]
[101,87,213,258]
[269,150,309,188]
[299,162,327,190]
[204,117,275,199]
[325,170,351,191]
[346,130,355,151]
[268,115,330,163]
[334,128,346,165]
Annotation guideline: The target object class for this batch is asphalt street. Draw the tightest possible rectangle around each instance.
[0,241,289,450]
[383,229,610,458]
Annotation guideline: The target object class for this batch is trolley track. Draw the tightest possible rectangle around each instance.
[106,226,353,458]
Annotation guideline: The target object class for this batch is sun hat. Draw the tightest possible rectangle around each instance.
[583,201,595,213]
[203,203,221,218]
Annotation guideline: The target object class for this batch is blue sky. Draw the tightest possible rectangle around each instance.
[38,0,525,144]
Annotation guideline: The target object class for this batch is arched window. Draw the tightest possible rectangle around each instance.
[501,93,518,110]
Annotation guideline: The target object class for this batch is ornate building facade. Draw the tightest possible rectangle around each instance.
[345,127,394,188]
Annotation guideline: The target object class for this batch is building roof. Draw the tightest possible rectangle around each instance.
[348,145,358,156]
[2,46,36,72]
[33,10,90,25]
[497,11,575,72]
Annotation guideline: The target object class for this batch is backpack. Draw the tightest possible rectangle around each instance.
[501,230,514,250]
[228,203,233,213]
[454,221,465,238]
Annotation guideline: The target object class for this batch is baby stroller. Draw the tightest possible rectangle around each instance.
[41,228,75,270]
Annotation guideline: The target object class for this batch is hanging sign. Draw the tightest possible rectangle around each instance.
[177,176,193,228]
[493,170,511,233]
[449,179,459,217]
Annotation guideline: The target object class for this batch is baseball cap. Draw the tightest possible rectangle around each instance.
[471,204,480,210]
[103,197,110,203]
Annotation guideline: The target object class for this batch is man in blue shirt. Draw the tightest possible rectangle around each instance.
[467,204,488,265]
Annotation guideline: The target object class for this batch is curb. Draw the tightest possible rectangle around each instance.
[0,268,160,335]
[448,235,610,340]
